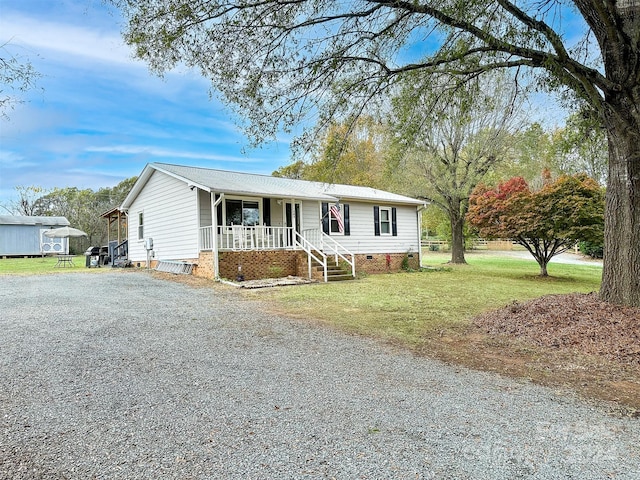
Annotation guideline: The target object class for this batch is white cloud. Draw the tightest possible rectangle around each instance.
[0,150,24,166]
[2,12,135,67]
[85,145,261,163]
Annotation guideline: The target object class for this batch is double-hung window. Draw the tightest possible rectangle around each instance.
[137,212,144,240]
[330,205,344,235]
[374,206,397,236]
[379,208,391,235]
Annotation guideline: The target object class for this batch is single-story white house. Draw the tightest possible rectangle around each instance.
[0,216,71,257]
[120,162,426,281]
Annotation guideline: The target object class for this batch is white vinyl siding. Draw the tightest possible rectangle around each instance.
[198,189,212,228]
[330,202,419,254]
[128,170,199,262]
[269,199,284,227]
[301,200,320,231]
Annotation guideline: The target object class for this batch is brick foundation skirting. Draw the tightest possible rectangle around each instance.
[131,260,158,269]
[188,250,421,280]
[194,252,214,279]
[218,250,300,281]
[354,253,420,274]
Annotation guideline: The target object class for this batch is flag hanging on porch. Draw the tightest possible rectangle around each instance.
[330,203,344,234]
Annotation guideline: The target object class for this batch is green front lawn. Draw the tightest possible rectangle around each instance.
[247,251,602,347]
[0,256,88,274]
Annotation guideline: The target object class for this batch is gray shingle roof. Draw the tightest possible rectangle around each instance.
[153,163,424,205]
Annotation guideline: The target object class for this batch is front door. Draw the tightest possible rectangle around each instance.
[285,201,301,246]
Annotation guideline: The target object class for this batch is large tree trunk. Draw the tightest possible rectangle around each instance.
[600,114,640,306]
[597,3,640,307]
[449,199,467,264]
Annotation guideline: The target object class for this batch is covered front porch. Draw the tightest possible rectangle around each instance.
[197,224,353,282]
[194,191,353,282]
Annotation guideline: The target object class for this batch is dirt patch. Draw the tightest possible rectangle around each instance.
[149,271,315,289]
[222,276,316,289]
[149,270,218,289]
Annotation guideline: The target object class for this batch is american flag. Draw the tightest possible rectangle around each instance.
[330,204,344,233]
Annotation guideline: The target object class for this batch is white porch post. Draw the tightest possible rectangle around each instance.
[212,192,225,279]
[292,198,298,242]
[281,199,286,229]
[281,199,287,247]
[195,187,201,252]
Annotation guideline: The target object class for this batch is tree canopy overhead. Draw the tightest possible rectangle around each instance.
[116,0,640,306]
[0,42,40,119]
[117,1,636,134]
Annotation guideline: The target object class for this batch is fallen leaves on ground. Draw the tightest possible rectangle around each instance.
[473,293,640,366]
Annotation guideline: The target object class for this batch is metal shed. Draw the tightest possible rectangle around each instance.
[0,216,71,256]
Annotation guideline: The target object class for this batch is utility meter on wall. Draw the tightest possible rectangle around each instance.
[144,238,154,250]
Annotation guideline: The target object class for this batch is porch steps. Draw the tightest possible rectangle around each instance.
[312,260,354,281]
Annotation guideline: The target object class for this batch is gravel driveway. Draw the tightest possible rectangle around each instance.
[1,272,638,479]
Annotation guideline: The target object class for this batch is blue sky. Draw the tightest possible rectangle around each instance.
[1,1,583,210]
[0,0,293,208]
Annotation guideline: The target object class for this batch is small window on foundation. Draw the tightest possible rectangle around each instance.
[366,255,373,260]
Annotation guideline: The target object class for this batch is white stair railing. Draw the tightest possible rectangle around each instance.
[321,233,355,278]
[294,231,328,282]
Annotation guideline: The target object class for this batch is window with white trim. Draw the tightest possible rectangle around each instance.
[379,207,391,235]
[322,202,350,236]
[137,212,144,240]
[374,205,397,237]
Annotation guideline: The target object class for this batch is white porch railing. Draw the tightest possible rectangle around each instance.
[301,228,322,247]
[199,225,295,251]
[300,229,355,279]
[200,226,214,250]
[199,225,355,281]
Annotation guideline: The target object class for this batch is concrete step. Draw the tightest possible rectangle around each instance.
[312,264,344,272]
[326,274,355,281]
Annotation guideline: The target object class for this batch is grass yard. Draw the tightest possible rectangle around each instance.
[246,251,602,346]
[0,256,88,274]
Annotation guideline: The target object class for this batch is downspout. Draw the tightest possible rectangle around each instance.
[211,192,224,280]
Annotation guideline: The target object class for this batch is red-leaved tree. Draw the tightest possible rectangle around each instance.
[468,175,604,276]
